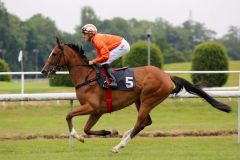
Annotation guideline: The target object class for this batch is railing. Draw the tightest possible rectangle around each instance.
[0,70,240,94]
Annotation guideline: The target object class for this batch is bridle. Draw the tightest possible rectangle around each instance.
[46,49,65,74]
[48,45,91,74]
[47,45,98,90]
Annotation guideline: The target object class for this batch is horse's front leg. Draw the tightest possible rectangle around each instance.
[66,103,94,143]
[84,114,112,136]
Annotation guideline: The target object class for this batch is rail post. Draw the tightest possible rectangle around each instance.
[238,73,240,143]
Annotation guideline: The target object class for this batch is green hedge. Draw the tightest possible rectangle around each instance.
[0,59,11,81]
[123,41,163,68]
[191,41,229,87]
[49,74,73,87]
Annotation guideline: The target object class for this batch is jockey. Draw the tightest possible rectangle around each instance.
[81,24,130,88]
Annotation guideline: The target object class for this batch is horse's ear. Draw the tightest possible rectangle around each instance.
[56,37,63,50]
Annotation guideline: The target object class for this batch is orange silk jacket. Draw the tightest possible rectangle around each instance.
[91,33,122,63]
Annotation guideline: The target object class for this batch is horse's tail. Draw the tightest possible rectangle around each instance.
[170,76,232,113]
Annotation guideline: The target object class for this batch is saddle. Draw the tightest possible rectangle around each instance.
[95,65,135,90]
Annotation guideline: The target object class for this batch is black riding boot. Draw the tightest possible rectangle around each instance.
[102,64,118,88]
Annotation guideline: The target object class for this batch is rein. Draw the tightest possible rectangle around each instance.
[68,64,99,90]
[68,64,91,68]
[75,77,98,90]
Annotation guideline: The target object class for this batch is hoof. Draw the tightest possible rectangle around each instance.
[73,133,85,143]
[111,129,119,137]
[77,135,85,143]
[111,147,119,153]
[79,138,85,143]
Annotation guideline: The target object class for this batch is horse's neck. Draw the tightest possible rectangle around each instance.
[65,47,94,87]
[67,59,93,87]
[68,67,87,86]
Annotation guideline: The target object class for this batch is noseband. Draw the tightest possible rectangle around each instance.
[47,49,65,73]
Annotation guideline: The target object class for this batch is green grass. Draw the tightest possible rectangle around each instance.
[0,98,237,137]
[0,80,74,94]
[0,137,239,160]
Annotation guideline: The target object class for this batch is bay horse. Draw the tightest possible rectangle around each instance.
[41,37,231,153]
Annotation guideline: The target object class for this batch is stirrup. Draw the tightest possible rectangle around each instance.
[103,81,109,88]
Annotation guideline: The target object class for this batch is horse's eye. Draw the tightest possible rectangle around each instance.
[52,53,57,56]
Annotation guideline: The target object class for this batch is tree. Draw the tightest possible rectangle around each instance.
[219,26,240,60]
[0,2,26,72]
[0,0,9,50]
[24,14,60,71]
[101,17,133,42]
[182,21,216,48]
[80,6,100,27]
[191,41,229,87]
[123,41,163,68]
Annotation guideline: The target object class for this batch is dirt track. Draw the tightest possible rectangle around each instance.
[0,130,237,141]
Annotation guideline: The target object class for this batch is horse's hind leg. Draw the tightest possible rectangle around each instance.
[121,101,153,138]
[84,114,111,136]
[112,101,152,152]
[118,101,152,141]
[135,100,152,127]
[111,104,151,153]
[112,89,170,153]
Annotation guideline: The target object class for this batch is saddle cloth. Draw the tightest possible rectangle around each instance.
[96,66,135,90]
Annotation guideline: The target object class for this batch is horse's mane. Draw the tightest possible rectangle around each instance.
[65,43,89,64]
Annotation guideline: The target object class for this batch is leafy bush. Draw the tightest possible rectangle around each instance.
[49,74,73,87]
[123,41,163,68]
[191,41,229,87]
[0,59,11,81]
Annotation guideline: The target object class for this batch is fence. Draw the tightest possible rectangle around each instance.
[0,70,240,93]
[0,71,240,143]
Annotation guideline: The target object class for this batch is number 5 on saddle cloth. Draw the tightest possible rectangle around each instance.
[96,65,135,90]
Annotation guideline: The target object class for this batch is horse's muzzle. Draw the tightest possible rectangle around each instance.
[41,69,48,77]
[41,68,57,78]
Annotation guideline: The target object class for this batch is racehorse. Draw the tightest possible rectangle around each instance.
[41,37,232,153]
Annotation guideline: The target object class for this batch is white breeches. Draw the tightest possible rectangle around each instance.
[101,38,130,65]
